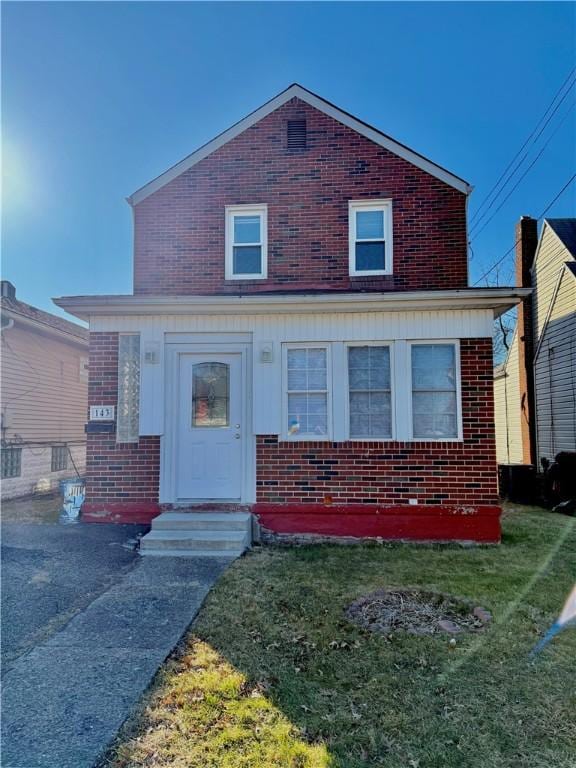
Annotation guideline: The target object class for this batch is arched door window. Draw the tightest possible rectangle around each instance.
[192,363,230,427]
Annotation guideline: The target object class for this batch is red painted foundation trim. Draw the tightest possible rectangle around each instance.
[253,503,501,543]
[81,502,161,524]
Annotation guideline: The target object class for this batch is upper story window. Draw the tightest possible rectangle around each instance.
[349,200,393,276]
[225,204,268,280]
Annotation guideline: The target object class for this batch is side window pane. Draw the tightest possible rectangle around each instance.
[355,242,385,272]
[233,246,262,275]
[356,210,384,240]
[286,348,328,438]
[348,346,391,438]
[234,215,260,244]
[117,334,140,444]
[192,362,230,427]
[411,344,458,438]
[1,447,22,479]
[51,446,68,472]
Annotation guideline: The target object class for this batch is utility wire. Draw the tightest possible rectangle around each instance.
[472,173,576,285]
[470,101,576,241]
[469,67,576,228]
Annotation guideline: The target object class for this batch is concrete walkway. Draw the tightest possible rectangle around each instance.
[2,524,232,768]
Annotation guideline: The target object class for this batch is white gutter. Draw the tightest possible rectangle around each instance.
[2,308,88,346]
[54,288,531,322]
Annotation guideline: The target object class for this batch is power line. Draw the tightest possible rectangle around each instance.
[470,101,575,241]
[472,172,576,285]
[469,67,576,228]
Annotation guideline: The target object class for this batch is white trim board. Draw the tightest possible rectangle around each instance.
[54,287,531,322]
[126,84,472,205]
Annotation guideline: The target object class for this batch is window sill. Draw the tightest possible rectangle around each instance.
[349,270,392,277]
[225,275,267,281]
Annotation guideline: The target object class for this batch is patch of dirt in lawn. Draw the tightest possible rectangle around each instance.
[2,494,63,524]
[346,589,491,636]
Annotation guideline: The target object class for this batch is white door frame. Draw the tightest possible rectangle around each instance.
[160,339,254,504]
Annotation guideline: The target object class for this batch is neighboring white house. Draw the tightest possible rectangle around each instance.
[494,218,576,467]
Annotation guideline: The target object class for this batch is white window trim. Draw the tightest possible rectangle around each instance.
[348,199,393,277]
[281,343,332,441]
[407,340,463,442]
[345,341,395,441]
[225,204,268,280]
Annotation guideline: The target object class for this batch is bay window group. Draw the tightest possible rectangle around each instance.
[282,340,461,442]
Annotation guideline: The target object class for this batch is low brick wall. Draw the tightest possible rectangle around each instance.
[83,332,160,520]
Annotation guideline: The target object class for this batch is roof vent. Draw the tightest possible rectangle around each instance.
[287,119,306,150]
[1,281,16,299]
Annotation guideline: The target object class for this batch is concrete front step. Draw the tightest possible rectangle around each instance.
[151,511,252,531]
[140,511,253,558]
[140,548,245,558]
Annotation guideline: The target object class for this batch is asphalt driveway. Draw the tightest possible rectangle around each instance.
[1,517,232,768]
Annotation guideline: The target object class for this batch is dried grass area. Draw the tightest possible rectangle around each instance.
[346,589,489,636]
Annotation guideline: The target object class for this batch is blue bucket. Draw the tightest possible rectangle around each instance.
[61,479,85,520]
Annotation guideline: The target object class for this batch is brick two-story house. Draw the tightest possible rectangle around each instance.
[56,84,528,544]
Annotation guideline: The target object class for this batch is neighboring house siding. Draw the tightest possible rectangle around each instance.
[534,269,576,462]
[493,372,508,463]
[133,98,468,296]
[1,444,86,500]
[532,228,573,342]
[1,324,87,443]
[493,330,524,464]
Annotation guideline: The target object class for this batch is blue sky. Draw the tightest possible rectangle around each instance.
[2,1,575,316]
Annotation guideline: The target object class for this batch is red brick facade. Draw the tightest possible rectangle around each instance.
[133,98,468,296]
[82,332,160,522]
[83,334,499,540]
[81,95,502,541]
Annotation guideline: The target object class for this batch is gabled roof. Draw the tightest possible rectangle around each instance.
[127,83,472,205]
[1,295,88,343]
[546,218,576,258]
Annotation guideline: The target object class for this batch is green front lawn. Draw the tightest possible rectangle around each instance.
[106,506,576,768]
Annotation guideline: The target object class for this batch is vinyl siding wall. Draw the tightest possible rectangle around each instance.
[493,329,524,464]
[532,228,573,342]
[533,267,576,462]
[1,323,88,443]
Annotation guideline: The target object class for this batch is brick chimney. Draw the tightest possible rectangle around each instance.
[1,281,16,299]
[515,216,538,465]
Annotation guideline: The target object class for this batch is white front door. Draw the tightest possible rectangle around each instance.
[176,353,243,500]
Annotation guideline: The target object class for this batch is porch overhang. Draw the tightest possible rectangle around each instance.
[54,287,531,322]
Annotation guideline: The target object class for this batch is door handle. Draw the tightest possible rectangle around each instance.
[235,424,240,428]
[234,433,241,439]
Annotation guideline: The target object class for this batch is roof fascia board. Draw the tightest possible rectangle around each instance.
[127,85,472,205]
[54,288,530,322]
